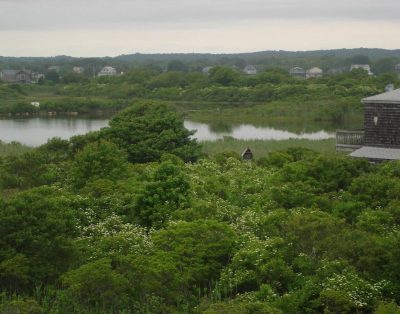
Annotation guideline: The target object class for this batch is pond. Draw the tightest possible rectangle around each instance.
[184,121,334,141]
[0,117,340,146]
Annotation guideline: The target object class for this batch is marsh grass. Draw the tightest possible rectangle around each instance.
[201,138,336,159]
[0,140,32,156]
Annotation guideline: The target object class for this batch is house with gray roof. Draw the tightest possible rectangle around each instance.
[289,67,306,79]
[0,69,32,83]
[336,88,400,162]
[243,65,257,75]
[98,66,118,77]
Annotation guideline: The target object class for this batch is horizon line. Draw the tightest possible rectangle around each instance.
[1,47,400,59]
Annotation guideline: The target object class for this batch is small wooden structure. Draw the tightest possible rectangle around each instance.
[336,88,400,161]
[241,148,253,161]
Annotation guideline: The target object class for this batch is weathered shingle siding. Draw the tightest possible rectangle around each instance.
[364,102,400,148]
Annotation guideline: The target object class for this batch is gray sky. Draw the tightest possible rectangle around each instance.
[1,0,399,57]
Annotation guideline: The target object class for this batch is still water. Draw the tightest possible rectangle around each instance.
[0,117,335,147]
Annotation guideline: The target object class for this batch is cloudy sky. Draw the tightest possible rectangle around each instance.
[1,0,399,57]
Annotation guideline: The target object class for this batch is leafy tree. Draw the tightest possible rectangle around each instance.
[167,60,188,72]
[133,158,191,228]
[76,214,152,261]
[59,258,130,312]
[349,174,400,208]
[374,301,400,314]
[46,69,60,83]
[0,151,57,190]
[153,219,235,290]
[209,67,240,86]
[0,187,79,292]
[102,102,202,163]
[0,297,43,314]
[284,210,345,258]
[349,54,371,65]
[69,140,129,190]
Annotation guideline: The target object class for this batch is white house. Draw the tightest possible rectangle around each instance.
[48,65,60,73]
[306,67,323,79]
[243,65,257,75]
[31,72,45,83]
[289,67,306,79]
[350,64,373,76]
[72,66,84,74]
[98,66,117,77]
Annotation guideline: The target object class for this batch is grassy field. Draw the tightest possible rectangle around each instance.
[0,141,32,156]
[201,138,336,159]
[185,100,362,126]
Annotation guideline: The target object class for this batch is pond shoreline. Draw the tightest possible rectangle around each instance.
[0,115,339,148]
[0,110,117,118]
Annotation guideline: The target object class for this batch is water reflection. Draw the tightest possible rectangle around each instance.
[0,117,109,146]
[184,121,335,142]
[0,117,336,147]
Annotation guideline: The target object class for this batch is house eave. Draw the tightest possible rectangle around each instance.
[362,100,400,105]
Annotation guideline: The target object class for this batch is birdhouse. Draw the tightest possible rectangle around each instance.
[241,148,253,161]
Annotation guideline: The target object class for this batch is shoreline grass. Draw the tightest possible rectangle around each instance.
[0,141,33,156]
[201,138,336,159]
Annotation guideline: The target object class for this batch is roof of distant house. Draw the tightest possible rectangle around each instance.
[290,67,305,73]
[362,88,400,104]
[1,69,17,75]
[100,66,116,71]
[307,67,323,73]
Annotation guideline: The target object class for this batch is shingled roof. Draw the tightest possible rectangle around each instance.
[362,88,400,104]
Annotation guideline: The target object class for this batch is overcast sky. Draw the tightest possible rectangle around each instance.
[1,0,399,57]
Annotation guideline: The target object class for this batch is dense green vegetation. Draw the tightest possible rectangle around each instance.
[1,63,399,126]
[1,48,400,74]
[1,102,400,313]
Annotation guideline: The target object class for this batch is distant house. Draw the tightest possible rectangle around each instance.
[243,65,257,75]
[327,67,346,75]
[336,88,400,162]
[31,72,45,83]
[385,84,394,92]
[72,66,84,74]
[350,64,373,76]
[289,67,306,79]
[48,65,61,73]
[0,69,32,83]
[306,67,323,79]
[98,66,117,77]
